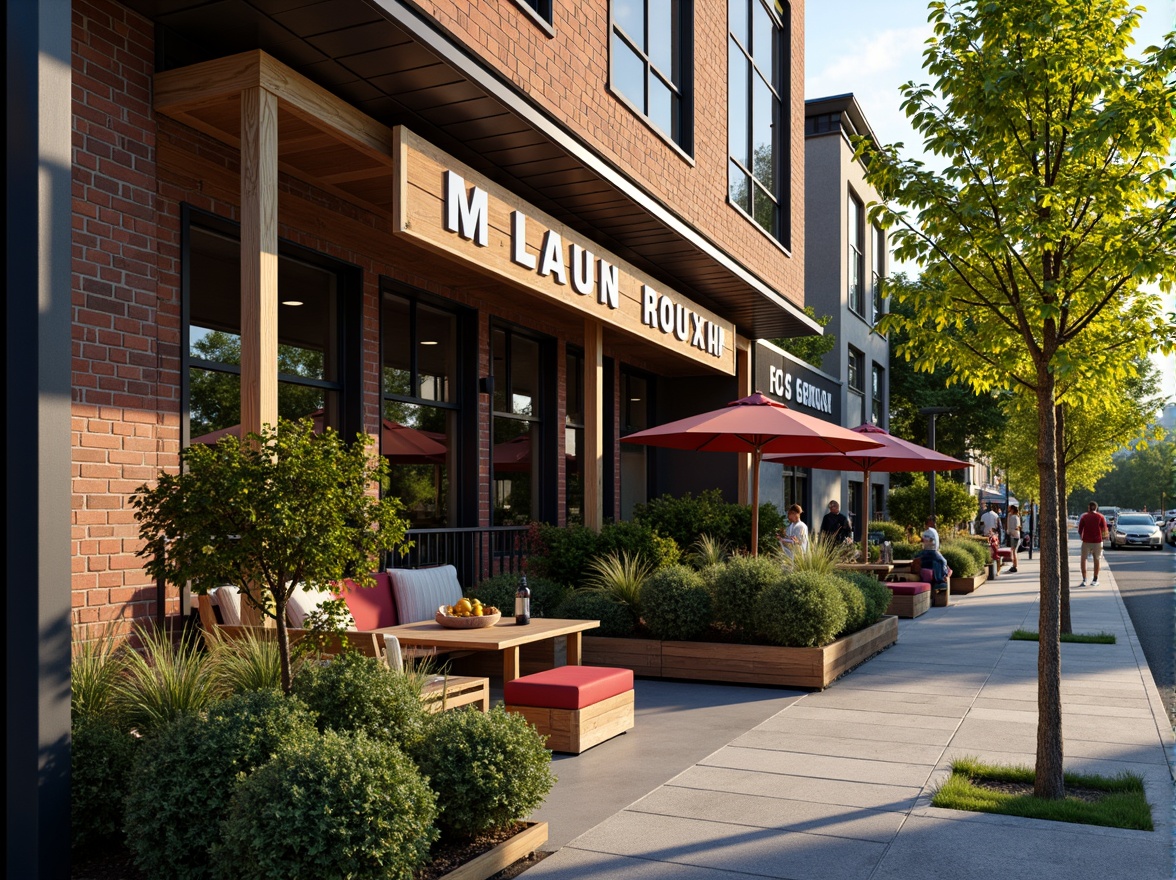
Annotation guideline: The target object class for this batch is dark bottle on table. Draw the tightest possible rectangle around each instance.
[515,575,531,625]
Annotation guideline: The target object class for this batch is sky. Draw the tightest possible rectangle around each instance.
[804,0,1176,406]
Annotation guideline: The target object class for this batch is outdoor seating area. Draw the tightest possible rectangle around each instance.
[504,665,635,754]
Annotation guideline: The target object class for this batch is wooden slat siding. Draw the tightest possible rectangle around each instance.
[239,85,279,438]
[506,691,633,754]
[949,570,988,594]
[584,317,603,531]
[582,637,662,677]
[393,126,736,377]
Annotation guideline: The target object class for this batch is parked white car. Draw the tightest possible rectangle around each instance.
[1109,513,1163,550]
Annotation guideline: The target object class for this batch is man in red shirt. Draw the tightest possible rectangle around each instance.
[1076,501,1109,587]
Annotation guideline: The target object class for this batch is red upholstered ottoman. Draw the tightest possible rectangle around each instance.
[885,582,931,618]
[504,666,634,754]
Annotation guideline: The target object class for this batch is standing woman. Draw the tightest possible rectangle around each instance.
[1006,504,1021,573]
[778,504,810,559]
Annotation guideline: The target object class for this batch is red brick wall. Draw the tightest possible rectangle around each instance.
[416,0,806,307]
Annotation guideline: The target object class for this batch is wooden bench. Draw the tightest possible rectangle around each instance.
[421,675,490,714]
[884,582,931,618]
[505,666,634,754]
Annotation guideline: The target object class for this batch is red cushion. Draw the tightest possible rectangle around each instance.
[921,568,934,583]
[887,582,931,596]
[997,549,1014,560]
[337,572,397,629]
[504,666,634,710]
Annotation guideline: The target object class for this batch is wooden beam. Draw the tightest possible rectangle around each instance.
[584,318,604,531]
[240,86,279,440]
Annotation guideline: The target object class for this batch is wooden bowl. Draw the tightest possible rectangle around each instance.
[435,610,501,629]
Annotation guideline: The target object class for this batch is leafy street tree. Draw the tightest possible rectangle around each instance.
[886,472,978,533]
[1072,438,1176,513]
[769,306,836,369]
[862,1,1176,797]
[995,361,1164,631]
[133,419,411,692]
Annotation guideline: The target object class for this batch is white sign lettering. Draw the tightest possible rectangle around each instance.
[444,170,488,247]
[768,364,833,415]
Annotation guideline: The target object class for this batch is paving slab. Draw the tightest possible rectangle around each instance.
[732,729,947,765]
[753,714,957,745]
[666,765,924,812]
[702,745,936,788]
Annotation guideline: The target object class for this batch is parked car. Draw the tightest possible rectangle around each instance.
[1109,513,1163,550]
[1167,519,1176,547]
[1098,506,1122,547]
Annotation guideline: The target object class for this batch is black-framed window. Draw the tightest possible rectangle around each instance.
[182,207,361,445]
[611,1,692,150]
[872,223,886,325]
[620,367,653,520]
[492,324,552,526]
[871,363,884,426]
[848,191,865,316]
[566,348,585,526]
[848,479,863,540]
[728,0,788,241]
[847,347,864,394]
[514,0,553,27]
[381,290,463,528]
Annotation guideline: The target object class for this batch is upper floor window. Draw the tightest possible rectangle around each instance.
[728,0,788,242]
[871,363,884,425]
[514,0,553,28]
[848,346,864,394]
[872,223,886,325]
[848,192,865,316]
[612,1,692,150]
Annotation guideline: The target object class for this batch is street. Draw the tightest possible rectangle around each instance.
[1102,537,1175,725]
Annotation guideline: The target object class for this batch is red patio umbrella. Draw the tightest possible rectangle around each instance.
[620,392,884,555]
[766,423,971,562]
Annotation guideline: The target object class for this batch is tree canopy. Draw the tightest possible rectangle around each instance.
[860,0,1176,798]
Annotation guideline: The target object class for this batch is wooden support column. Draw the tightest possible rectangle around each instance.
[735,336,752,505]
[240,85,279,441]
[584,318,604,531]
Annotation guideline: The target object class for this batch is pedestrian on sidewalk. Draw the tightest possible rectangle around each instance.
[1077,501,1109,587]
[819,500,853,544]
[979,503,1000,538]
[777,504,809,558]
[1005,504,1021,572]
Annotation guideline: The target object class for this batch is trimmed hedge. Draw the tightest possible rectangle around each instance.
[754,571,848,648]
[835,571,891,629]
[525,521,679,589]
[868,521,907,544]
[71,715,138,854]
[633,489,786,556]
[219,730,437,880]
[949,537,990,572]
[554,590,636,637]
[710,555,784,641]
[641,564,713,641]
[291,652,427,752]
[834,577,868,636]
[468,573,570,619]
[124,690,319,880]
[940,543,980,578]
[410,707,554,838]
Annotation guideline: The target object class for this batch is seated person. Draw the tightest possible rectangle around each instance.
[918,529,952,589]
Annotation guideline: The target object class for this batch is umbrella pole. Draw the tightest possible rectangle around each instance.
[861,467,872,563]
[751,447,761,557]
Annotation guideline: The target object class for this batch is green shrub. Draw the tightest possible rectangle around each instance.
[208,628,288,695]
[411,706,554,838]
[525,521,679,589]
[632,489,785,555]
[554,591,636,637]
[642,565,713,641]
[892,541,923,560]
[584,551,651,619]
[832,572,889,631]
[595,520,681,569]
[219,730,437,880]
[71,715,138,854]
[833,577,868,636]
[292,651,427,752]
[124,690,318,880]
[939,543,979,578]
[754,571,848,648]
[687,533,729,568]
[949,537,989,572]
[468,573,570,618]
[71,626,127,724]
[887,474,977,532]
[711,555,784,640]
[868,521,906,544]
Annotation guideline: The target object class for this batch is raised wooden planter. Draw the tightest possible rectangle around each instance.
[437,821,548,880]
[950,567,988,595]
[581,616,898,690]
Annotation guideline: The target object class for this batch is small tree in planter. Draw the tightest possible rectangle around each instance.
[133,418,411,692]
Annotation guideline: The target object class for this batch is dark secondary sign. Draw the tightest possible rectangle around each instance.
[754,342,841,423]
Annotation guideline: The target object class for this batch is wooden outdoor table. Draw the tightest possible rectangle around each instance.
[376,617,600,683]
[835,563,894,579]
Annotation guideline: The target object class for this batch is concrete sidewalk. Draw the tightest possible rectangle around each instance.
[522,555,1176,880]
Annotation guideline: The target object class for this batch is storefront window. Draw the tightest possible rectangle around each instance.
[492,326,545,525]
[382,291,461,527]
[620,369,651,520]
[566,349,585,526]
[185,221,348,442]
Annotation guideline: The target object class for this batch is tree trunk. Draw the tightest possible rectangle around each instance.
[1035,370,1065,798]
[1056,404,1071,634]
[277,599,293,693]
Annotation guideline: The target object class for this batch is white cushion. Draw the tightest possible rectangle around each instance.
[389,565,462,624]
[211,586,242,626]
[382,634,403,672]
[287,584,355,629]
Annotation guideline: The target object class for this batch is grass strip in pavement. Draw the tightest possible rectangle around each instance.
[933,757,1153,830]
[1010,629,1116,644]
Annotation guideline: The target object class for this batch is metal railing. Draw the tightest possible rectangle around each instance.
[386,526,530,590]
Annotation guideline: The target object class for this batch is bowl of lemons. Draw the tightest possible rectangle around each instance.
[436,597,501,628]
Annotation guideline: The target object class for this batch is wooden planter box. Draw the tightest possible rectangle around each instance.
[950,568,988,595]
[581,616,897,690]
[437,821,548,880]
